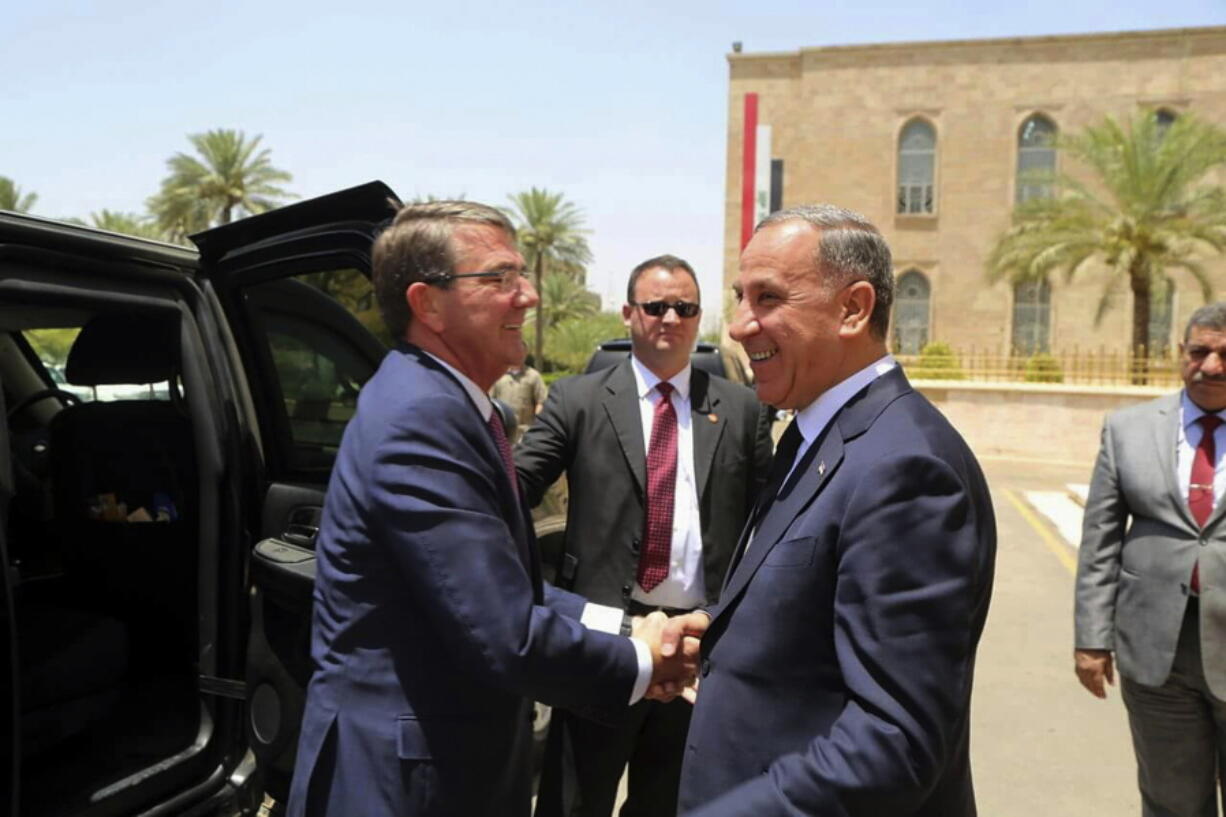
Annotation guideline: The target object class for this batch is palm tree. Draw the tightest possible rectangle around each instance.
[545,312,627,373]
[89,210,167,241]
[988,112,1226,376]
[148,129,294,240]
[0,176,38,212]
[524,273,601,365]
[505,188,593,367]
[538,272,600,331]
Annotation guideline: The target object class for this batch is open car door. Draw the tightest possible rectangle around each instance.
[1,384,18,816]
[191,181,400,805]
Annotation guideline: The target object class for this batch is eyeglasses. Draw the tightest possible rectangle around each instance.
[631,300,701,319]
[427,269,526,293]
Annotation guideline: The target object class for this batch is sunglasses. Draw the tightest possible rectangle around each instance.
[631,300,701,319]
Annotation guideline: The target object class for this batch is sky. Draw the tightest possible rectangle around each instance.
[4,0,1224,332]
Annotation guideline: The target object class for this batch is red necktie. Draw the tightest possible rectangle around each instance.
[487,410,519,497]
[1189,413,1222,593]
[638,382,678,592]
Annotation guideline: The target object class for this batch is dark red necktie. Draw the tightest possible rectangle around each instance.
[638,382,678,592]
[1189,413,1222,593]
[487,410,519,497]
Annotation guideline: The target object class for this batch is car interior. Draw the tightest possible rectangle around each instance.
[3,303,206,816]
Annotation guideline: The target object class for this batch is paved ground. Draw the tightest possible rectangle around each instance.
[973,455,1138,817]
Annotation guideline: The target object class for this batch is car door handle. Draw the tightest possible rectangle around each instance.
[283,506,322,546]
[282,524,318,548]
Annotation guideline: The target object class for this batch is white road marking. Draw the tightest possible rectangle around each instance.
[1023,491,1084,550]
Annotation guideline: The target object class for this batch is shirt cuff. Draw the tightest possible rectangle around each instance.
[627,638,653,704]
[580,602,624,633]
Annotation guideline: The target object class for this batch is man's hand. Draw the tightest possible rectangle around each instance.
[636,611,709,703]
[1075,648,1115,698]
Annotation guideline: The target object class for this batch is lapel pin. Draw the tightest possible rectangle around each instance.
[708,413,719,423]
[818,461,826,476]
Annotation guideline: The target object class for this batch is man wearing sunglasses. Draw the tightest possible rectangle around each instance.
[519,255,774,817]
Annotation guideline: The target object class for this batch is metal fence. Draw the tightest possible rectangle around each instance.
[896,347,1182,388]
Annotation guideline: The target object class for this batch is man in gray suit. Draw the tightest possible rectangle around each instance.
[1076,302,1226,817]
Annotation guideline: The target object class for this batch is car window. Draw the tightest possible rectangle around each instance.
[265,324,365,463]
[24,327,170,402]
[297,268,392,348]
[245,268,388,473]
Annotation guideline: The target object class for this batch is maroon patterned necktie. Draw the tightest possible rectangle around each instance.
[638,382,678,592]
[487,410,519,496]
[1189,413,1222,593]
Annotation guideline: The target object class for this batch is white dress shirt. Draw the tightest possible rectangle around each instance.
[745,355,896,551]
[628,355,705,609]
[784,355,898,486]
[1176,391,1226,505]
[424,351,653,702]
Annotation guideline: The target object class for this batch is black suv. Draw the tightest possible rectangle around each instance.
[583,337,751,384]
[0,182,527,816]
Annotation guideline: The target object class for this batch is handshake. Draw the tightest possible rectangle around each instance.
[633,610,711,704]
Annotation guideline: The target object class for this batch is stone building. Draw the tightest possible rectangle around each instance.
[724,26,1226,359]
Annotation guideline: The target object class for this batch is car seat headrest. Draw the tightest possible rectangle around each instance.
[64,312,180,386]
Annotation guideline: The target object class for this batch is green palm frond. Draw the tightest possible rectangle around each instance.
[533,273,600,330]
[504,188,595,367]
[148,129,295,236]
[0,176,38,213]
[1164,257,1215,303]
[89,210,168,241]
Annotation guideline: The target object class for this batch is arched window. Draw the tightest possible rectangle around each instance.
[1155,108,1177,140]
[1148,276,1175,356]
[1012,279,1051,355]
[892,270,931,354]
[897,119,936,214]
[1016,114,1057,203]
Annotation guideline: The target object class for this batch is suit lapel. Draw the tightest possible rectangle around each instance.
[602,360,647,495]
[690,370,725,501]
[404,343,537,575]
[718,427,843,606]
[1154,395,1198,530]
[713,368,911,628]
[487,426,535,575]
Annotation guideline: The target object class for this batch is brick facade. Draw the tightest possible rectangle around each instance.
[725,27,1226,356]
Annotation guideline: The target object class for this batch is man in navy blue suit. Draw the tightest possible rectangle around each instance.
[673,205,997,816]
[286,200,697,817]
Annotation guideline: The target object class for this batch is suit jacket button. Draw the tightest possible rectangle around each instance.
[622,583,633,597]
[701,659,711,678]
[631,538,640,554]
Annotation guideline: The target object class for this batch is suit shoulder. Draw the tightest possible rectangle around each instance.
[548,365,624,399]
[357,351,474,429]
[886,389,959,433]
[1105,392,1177,427]
[705,372,758,400]
[701,371,763,410]
[870,390,978,460]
